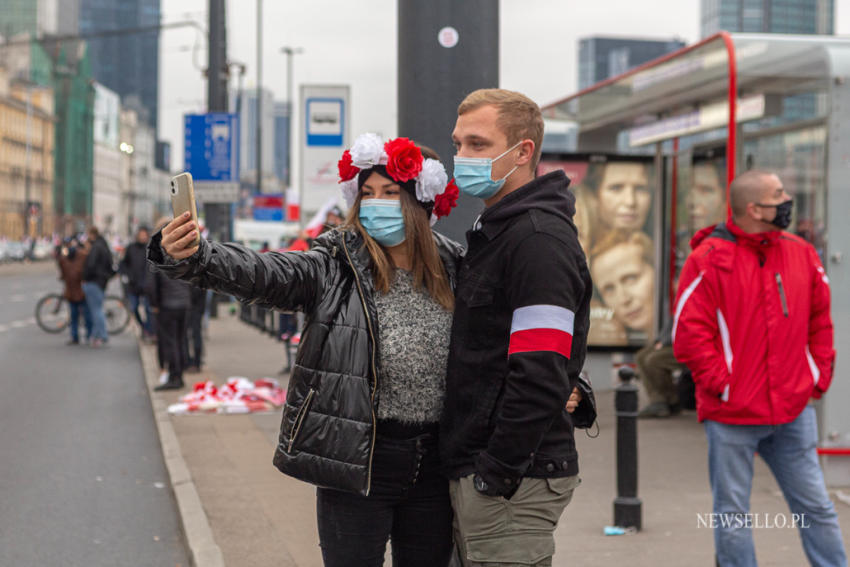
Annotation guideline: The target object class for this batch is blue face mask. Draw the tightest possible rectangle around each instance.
[453,141,522,199]
[359,199,406,247]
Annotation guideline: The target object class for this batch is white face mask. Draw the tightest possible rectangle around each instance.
[453,142,522,199]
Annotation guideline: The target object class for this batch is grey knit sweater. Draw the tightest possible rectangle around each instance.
[374,269,452,424]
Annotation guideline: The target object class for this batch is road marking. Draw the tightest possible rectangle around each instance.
[10,294,27,302]
[10,320,29,328]
[0,325,8,333]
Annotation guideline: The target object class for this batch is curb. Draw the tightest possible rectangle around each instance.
[136,330,225,567]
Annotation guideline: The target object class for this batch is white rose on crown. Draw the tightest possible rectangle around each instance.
[416,158,449,203]
[349,132,388,169]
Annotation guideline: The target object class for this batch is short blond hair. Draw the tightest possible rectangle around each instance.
[458,88,544,169]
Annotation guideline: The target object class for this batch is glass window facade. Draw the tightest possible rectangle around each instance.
[0,0,38,36]
[578,37,686,90]
[79,0,160,130]
[701,0,834,37]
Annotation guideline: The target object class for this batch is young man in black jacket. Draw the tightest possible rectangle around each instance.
[81,226,115,347]
[442,89,592,566]
[120,226,154,339]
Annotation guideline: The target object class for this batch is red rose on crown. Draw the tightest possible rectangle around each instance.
[338,150,359,182]
[384,138,423,183]
[433,179,459,219]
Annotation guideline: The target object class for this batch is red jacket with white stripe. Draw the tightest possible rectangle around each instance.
[673,221,834,425]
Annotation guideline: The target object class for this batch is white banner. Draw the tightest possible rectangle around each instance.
[300,85,350,225]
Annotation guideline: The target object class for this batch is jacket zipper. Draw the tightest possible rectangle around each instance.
[775,273,789,317]
[341,238,378,496]
[287,388,316,453]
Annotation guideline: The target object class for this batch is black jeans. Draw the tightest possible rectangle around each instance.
[186,303,204,367]
[316,422,453,567]
[158,308,188,382]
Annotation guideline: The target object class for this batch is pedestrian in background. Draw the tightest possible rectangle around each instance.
[149,220,192,391]
[148,134,461,566]
[120,226,154,340]
[57,237,92,345]
[185,285,206,373]
[673,169,846,566]
[635,318,684,418]
[81,226,114,347]
[443,88,593,567]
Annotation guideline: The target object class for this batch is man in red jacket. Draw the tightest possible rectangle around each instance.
[673,170,845,566]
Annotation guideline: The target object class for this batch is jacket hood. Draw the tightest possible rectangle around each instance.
[690,220,783,250]
[690,224,719,250]
[480,171,575,226]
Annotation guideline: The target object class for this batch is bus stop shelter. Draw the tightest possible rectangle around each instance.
[542,32,850,486]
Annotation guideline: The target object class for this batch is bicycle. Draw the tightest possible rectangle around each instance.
[35,292,132,336]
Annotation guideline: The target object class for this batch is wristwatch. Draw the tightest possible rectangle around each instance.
[473,473,490,494]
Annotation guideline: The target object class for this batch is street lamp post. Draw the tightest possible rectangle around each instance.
[256,0,263,194]
[280,46,302,224]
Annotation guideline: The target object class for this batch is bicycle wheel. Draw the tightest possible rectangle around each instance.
[35,294,69,334]
[104,295,131,335]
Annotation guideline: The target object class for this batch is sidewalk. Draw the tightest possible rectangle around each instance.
[142,311,850,567]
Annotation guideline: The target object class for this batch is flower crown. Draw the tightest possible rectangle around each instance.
[338,133,459,225]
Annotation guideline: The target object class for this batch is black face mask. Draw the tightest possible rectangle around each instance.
[757,198,793,229]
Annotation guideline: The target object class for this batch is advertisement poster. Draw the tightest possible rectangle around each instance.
[539,154,656,348]
[676,156,727,265]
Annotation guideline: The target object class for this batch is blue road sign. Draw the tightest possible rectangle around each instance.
[184,113,240,181]
[306,98,344,146]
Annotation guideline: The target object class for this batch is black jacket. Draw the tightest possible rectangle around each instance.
[150,270,192,311]
[82,236,114,290]
[120,241,150,295]
[148,228,462,495]
[440,171,592,495]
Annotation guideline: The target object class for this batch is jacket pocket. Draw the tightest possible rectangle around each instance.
[287,388,316,453]
[463,283,499,350]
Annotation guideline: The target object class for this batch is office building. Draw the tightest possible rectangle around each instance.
[578,37,686,90]
[701,0,834,37]
[77,0,160,130]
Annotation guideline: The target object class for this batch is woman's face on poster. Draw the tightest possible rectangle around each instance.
[591,243,655,333]
[687,163,726,230]
[596,163,651,232]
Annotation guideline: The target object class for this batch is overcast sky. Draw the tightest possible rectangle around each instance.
[158,0,850,173]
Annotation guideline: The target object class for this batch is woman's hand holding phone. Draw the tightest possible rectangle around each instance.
[161,212,201,259]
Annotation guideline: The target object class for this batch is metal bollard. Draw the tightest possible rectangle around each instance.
[614,366,642,530]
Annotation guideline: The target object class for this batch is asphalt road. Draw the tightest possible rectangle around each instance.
[0,261,189,566]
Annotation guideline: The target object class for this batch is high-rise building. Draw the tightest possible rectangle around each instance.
[273,101,291,188]
[77,0,160,131]
[0,0,79,37]
[701,0,834,37]
[232,87,276,190]
[578,37,686,90]
[701,0,834,122]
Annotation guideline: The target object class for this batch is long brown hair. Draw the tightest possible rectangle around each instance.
[344,178,454,311]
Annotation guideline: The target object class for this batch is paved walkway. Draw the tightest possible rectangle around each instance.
[143,310,850,566]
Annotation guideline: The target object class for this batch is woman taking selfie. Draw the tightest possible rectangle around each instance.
[148,133,460,567]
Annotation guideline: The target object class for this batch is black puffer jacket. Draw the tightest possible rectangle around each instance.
[148,228,462,495]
